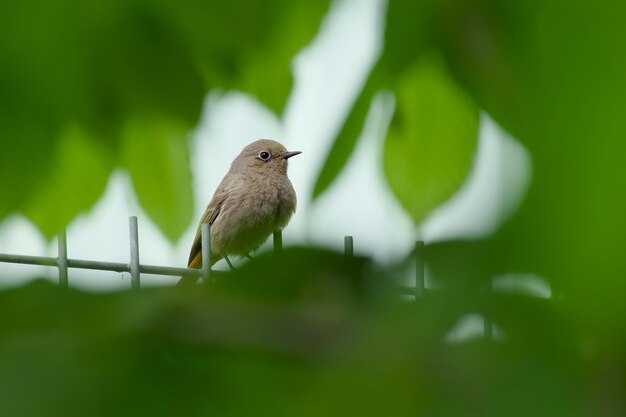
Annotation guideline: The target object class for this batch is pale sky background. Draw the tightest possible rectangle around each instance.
[0,0,537,308]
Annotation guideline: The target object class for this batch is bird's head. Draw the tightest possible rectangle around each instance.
[234,139,301,175]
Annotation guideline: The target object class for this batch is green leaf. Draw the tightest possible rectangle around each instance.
[0,0,332,236]
[312,65,382,199]
[21,125,113,238]
[159,0,332,115]
[121,116,194,243]
[382,0,435,74]
[374,0,626,342]
[0,115,56,221]
[384,54,479,224]
[310,0,439,201]
[418,0,626,333]
[0,251,590,417]
[238,1,333,114]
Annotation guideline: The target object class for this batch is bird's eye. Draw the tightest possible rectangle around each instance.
[258,151,271,161]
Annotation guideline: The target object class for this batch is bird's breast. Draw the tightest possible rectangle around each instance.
[211,174,295,256]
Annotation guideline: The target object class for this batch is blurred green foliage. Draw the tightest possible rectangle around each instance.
[0,250,591,417]
[2,0,626,415]
[384,53,479,223]
[0,0,330,240]
[121,116,193,242]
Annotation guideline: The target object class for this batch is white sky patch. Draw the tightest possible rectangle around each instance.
[0,215,54,287]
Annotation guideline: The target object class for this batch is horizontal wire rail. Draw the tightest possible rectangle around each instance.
[0,217,209,288]
[0,216,425,295]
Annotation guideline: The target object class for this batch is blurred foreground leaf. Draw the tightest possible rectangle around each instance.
[423,0,626,336]
[0,246,618,416]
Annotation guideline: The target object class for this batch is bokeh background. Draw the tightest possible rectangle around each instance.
[1,0,626,415]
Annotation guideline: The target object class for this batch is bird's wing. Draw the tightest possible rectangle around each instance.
[186,190,228,267]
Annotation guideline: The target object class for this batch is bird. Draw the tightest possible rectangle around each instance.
[179,139,301,285]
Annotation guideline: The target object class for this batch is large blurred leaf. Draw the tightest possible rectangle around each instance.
[0,116,56,222]
[0,248,606,416]
[384,54,479,223]
[0,0,331,237]
[121,116,194,243]
[21,125,113,238]
[312,1,479,212]
[419,0,626,336]
[155,0,331,115]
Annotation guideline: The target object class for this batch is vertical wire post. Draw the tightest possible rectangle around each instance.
[344,236,353,257]
[273,230,282,254]
[57,229,68,288]
[415,240,425,297]
[129,216,140,290]
[201,223,211,283]
[484,277,493,340]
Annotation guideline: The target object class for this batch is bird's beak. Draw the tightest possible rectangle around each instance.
[283,151,302,160]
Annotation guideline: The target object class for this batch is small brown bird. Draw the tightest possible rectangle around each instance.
[179,139,301,284]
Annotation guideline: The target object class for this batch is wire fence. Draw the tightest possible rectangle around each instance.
[0,216,426,291]
[0,216,494,338]
[0,217,206,289]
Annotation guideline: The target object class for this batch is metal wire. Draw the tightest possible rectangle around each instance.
[0,253,202,277]
[344,236,353,257]
[57,231,68,288]
[129,216,141,289]
[0,218,422,298]
[273,230,282,253]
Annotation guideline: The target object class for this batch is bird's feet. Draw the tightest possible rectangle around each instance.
[223,254,236,271]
